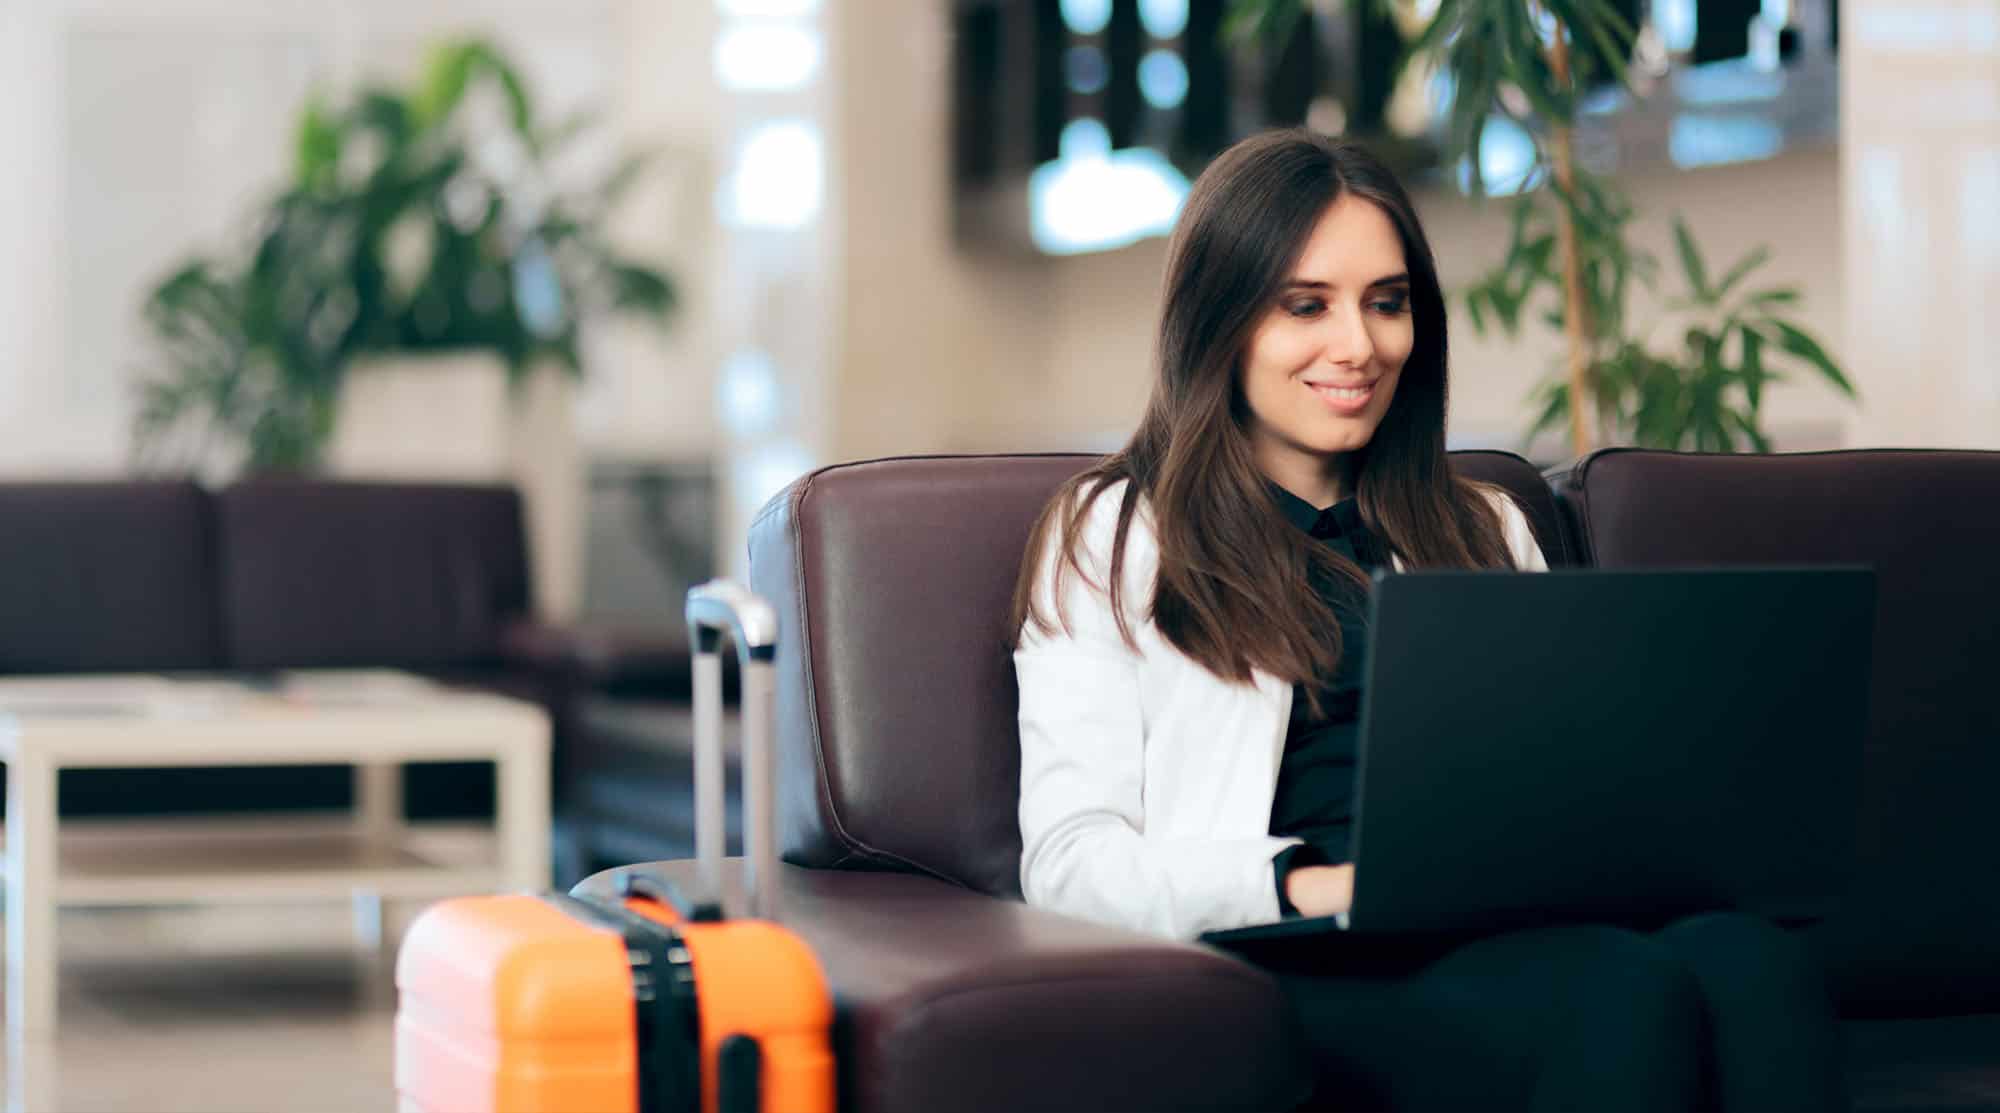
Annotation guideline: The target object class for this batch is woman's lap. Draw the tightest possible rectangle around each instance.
[1267,913,1844,1112]
[1653,912,1848,1111]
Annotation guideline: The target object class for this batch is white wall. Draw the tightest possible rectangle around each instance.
[586,0,727,464]
[0,1,34,456]
[826,0,1047,463]
[1839,0,2000,449]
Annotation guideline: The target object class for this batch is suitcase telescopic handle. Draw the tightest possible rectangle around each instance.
[685,580,780,921]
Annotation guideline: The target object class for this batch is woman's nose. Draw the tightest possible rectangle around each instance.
[1320,308,1374,369]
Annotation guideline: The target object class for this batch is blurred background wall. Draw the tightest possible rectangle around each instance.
[1,0,1994,598]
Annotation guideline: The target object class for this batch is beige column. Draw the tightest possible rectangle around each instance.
[700,0,839,577]
[1841,0,2000,449]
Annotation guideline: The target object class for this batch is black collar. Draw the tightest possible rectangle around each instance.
[1267,482,1363,541]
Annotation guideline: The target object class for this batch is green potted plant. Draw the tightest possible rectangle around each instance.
[1470,200,1853,452]
[134,37,676,475]
[1228,0,1854,454]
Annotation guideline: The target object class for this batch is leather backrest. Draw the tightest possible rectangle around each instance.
[217,479,531,669]
[750,450,1569,897]
[0,481,223,672]
[1550,447,2000,1016]
[1450,448,1580,567]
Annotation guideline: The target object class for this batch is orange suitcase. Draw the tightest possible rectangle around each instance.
[395,582,836,1113]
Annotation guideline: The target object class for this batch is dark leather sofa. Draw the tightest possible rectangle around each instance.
[576,448,2000,1112]
[1548,449,2000,1110]
[0,477,611,839]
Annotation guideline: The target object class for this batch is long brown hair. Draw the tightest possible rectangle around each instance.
[1010,129,1515,694]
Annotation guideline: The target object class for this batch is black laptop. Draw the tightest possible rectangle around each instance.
[1204,568,1875,960]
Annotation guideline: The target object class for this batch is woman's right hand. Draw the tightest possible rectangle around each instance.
[1284,863,1356,919]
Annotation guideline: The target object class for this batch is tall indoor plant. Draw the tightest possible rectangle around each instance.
[134,38,675,473]
[1228,0,1853,454]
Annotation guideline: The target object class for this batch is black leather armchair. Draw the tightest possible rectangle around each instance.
[577,450,1569,1113]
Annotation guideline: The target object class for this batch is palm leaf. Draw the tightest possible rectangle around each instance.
[1464,285,1490,334]
[416,40,534,135]
[1728,409,1772,453]
[1712,244,1771,299]
[1525,381,1572,444]
[605,262,677,318]
[594,148,655,208]
[296,95,343,188]
[1672,215,1712,303]
[1742,287,1801,309]
[1764,319,1856,398]
[1738,325,1767,409]
[1408,0,1466,54]
[1222,0,1305,45]
[1541,0,1636,88]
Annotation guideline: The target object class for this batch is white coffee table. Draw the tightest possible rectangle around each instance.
[0,671,551,1034]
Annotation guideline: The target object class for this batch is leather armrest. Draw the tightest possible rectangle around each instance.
[575,862,1310,1113]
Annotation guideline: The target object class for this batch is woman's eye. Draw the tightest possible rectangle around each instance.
[1372,292,1411,315]
[1285,300,1325,318]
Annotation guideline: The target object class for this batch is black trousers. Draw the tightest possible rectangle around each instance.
[1265,912,1847,1111]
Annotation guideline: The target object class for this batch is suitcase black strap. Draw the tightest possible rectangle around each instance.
[546,892,703,1113]
[619,869,722,925]
[717,1034,762,1113]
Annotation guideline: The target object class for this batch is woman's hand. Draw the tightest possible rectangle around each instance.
[1284,863,1356,919]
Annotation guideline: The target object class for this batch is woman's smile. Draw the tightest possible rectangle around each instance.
[1303,378,1377,415]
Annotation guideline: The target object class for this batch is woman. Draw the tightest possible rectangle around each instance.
[1010,130,1844,1110]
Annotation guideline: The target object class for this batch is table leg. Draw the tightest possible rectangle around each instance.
[352,763,401,952]
[354,762,402,844]
[350,889,384,954]
[496,734,551,894]
[5,1026,58,1113]
[5,754,56,1035]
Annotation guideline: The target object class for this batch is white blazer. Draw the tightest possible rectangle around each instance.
[1015,478,1549,940]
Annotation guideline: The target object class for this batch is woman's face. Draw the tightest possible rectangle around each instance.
[1239,194,1414,498]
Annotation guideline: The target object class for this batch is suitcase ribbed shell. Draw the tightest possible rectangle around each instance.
[396,894,639,1113]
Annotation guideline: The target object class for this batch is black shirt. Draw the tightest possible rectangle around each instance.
[1265,484,1385,913]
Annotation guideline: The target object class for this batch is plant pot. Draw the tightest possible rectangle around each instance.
[328,352,585,620]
